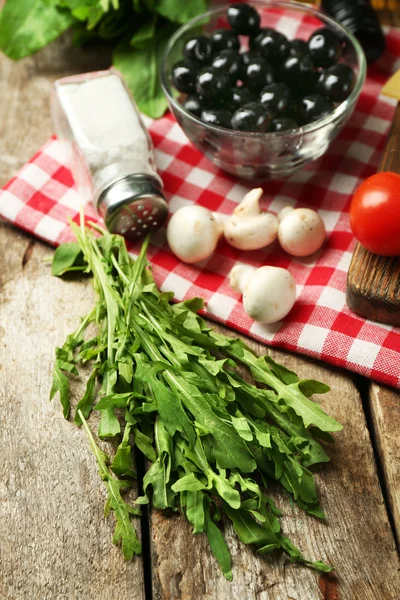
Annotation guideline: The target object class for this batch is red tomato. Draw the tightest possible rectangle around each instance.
[349,172,400,256]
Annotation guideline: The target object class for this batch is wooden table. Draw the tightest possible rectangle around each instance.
[1,17,400,600]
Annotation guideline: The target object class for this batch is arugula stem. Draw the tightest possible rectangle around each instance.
[51,225,340,577]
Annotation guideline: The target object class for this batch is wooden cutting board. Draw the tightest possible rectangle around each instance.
[346,103,400,326]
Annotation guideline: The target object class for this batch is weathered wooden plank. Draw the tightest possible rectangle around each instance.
[0,39,144,600]
[0,223,145,600]
[150,345,400,600]
[368,383,400,546]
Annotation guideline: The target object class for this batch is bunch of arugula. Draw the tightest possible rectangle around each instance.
[51,219,342,579]
[0,0,208,118]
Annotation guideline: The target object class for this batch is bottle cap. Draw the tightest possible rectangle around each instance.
[97,174,168,241]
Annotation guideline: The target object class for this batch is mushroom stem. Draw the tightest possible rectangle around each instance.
[224,188,278,251]
[233,188,264,217]
[212,211,225,238]
[229,264,256,294]
[229,264,297,324]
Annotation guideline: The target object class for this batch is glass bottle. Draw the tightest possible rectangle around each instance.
[52,69,168,240]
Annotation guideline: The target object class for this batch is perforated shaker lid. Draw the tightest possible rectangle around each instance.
[97,174,168,241]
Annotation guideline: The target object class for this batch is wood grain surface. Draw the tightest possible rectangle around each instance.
[368,382,400,546]
[0,223,145,600]
[0,37,145,600]
[0,19,399,600]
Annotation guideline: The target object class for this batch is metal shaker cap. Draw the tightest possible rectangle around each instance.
[97,174,168,241]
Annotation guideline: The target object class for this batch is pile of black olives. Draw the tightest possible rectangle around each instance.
[171,3,356,132]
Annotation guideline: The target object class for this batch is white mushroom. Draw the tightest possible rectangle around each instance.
[229,264,296,324]
[224,188,279,251]
[277,207,326,257]
[166,205,221,264]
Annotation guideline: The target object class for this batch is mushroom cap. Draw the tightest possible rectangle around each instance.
[278,208,326,257]
[243,266,296,324]
[167,205,220,264]
[224,212,279,251]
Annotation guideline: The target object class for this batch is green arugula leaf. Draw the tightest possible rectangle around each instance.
[204,507,232,581]
[52,242,86,276]
[52,225,339,577]
[79,410,141,559]
[231,416,253,442]
[75,369,98,425]
[185,490,205,534]
[165,374,256,473]
[133,427,156,462]
[224,505,280,548]
[50,361,70,418]
[171,472,205,493]
[111,424,136,478]
[243,354,342,433]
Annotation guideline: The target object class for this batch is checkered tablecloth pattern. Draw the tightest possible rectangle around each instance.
[0,9,400,388]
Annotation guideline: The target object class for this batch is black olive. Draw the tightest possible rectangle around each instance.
[212,49,242,83]
[308,28,342,68]
[271,117,298,131]
[227,3,261,36]
[280,55,316,92]
[231,102,272,132]
[298,94,334,124]
[171,59,198,93]
[240,49,260,67]
[316,63,355,103]
[228,86,256,111]
[259,82,291,115]
[210,28,240,53]
[201,109,232,129]
[196,67,231,101]
[182,94,202,117]
[288,39,308,56]
[183,35,213,64]
[241,56,274,92]
[252,28,290,63]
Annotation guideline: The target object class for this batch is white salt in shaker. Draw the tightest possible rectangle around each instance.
[52,69,168,240]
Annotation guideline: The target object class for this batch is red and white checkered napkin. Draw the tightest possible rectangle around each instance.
[1,16,400,389]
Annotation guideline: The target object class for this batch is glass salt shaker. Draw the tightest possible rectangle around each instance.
[52,69,168,240]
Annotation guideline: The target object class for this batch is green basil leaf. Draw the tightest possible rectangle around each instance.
[130,15,158,48]
[153,0,208,24]
[0,0,74,60]
[113,21,176,118]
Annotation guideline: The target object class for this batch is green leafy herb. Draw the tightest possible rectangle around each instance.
[52,242,86,276]
[0,0,74,61]
[0,0,210,117]
[78,410,141,559]
[51,222,341,578]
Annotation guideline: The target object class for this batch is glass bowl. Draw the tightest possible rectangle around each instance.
[160,0,366,180]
